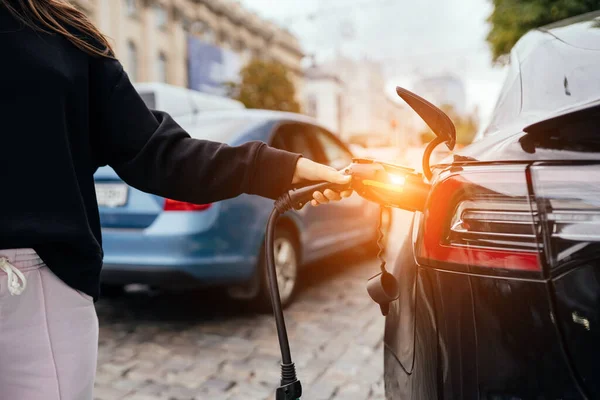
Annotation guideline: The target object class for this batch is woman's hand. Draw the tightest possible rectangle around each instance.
[292,158,353,206]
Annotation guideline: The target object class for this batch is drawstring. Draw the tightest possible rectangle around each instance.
[0,257,27,295]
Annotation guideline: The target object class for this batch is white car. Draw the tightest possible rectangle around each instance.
[134,82,245,127]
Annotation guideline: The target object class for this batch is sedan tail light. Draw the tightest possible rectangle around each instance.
[164,199,211,212]
[531,164,600,271]
[417,166,542,274]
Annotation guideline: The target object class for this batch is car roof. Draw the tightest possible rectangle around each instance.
[174,109,327,145]
[540,10,600,50]
[134,82,245,115]
[192,108,321,125]
[490,12,600,129]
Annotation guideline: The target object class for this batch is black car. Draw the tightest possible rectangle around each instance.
[384,11,600,399]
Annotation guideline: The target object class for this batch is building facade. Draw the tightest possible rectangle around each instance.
[412,74,467,115]
[73,0,304,95]
[303,66,344,134]
[317,56,413,144]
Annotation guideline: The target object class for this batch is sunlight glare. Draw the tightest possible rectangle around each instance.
[388,173,406,186]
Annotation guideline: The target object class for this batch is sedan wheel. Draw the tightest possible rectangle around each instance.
[227,228,300,311]
[273,236,298,305]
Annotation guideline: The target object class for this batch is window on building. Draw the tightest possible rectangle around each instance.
[232,39,245,53]
[306,94,318,118]
[157,52,168,83]
[124,0,138,18]
[203,28,215,44]
[182,16,192,32]
[219,32,229,48]
[190,21,215,44]
[127,41,138,82]
[155,4,168,29]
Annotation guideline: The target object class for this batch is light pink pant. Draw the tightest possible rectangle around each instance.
[0,249,98,399]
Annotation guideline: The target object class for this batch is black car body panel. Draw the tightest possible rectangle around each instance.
[428,268,478,400]
[384,11,600,400]
[470,275,580,399]
[384,228,440,399]
[553,265,600,399]
[455,101,600,164]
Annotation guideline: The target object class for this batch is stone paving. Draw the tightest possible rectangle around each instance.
[93,210,412,400]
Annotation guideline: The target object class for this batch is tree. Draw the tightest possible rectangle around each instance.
[227,58,301,113]
[419,104,479,147]
[486,0,600,64]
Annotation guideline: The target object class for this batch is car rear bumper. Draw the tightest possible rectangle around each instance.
[101,267,199,289]
[100,217,260,288]
[101,255,257,289]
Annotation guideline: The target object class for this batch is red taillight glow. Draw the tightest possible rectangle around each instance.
[417,167,542,272]
[163,199,211,211]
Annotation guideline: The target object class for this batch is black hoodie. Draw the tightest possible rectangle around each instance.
[0,6,300,300]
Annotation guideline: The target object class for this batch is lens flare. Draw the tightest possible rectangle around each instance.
[388,173,406,186]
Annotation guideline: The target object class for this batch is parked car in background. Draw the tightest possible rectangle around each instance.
[134,83,244,126]
[384,11,600,399]
[349,143,402,164]
[95,108,388,308]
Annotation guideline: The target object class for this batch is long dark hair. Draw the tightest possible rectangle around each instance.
[1,0,113,57]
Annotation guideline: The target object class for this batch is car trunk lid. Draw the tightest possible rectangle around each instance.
[94,166,163,229]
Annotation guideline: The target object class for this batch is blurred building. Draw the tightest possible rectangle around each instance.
[303,66,344,134]
[412,74,467,115]
[73,0,304,96]
[316,56,410,145]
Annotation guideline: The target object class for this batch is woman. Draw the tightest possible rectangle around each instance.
[0,1,351,398]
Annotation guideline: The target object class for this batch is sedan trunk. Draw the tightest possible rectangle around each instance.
[94,166,163,230]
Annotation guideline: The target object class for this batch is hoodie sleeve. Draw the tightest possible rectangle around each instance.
[89,57,301,202]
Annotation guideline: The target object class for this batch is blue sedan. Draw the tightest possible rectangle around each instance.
[95,109,386,307]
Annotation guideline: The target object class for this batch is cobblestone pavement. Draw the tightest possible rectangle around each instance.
[94,210,412,400]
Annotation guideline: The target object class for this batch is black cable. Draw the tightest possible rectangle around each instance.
[377,206,388,273]
[422,136,445,182]
[265,207,293,366]
[266,182,351,399]
[266,206,304,399]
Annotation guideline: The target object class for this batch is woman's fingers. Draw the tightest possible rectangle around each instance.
[311,189,352,206]
[313,191,329,205]
[323,189,341,201]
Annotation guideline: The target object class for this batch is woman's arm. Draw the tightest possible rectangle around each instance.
[90,57,304,203]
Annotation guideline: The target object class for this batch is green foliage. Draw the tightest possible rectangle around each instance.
[227,58,301,113]
[419,104,479,146]
[486,0,600,64]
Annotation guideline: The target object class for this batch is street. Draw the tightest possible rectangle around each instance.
[93,210,413,400]
[2,0,596,397]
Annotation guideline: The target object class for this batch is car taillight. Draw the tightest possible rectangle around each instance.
[417,166,542,274]
[163,199,211,211]
[531,164,600,271]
